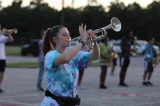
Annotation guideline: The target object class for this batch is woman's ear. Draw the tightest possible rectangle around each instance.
[52,37,58,43]
[49,37,57,49]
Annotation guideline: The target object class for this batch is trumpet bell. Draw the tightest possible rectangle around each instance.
[12,28,18,34]
[110,17,121,32]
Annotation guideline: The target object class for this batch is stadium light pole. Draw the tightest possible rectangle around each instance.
[60,0,64,25]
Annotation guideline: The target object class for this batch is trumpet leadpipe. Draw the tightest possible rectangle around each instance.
[70,34,107,45]
[86,34,107,44]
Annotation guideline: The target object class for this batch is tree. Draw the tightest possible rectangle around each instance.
[72,0,74,8]
[12,0,22,7]
[30,0,43,8]
[87,0,98,6]
[147,1,160,41]
[0,1,2,10]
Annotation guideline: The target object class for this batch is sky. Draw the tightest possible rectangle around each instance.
[1,0,159,10]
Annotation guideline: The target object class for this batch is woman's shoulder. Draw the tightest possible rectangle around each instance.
[45,50,60,58]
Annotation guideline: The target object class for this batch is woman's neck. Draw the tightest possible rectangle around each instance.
[55,46,65,53]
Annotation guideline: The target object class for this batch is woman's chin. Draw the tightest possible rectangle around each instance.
[65,43,70,47]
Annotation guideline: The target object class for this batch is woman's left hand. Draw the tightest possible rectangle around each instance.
[87,30,97,43]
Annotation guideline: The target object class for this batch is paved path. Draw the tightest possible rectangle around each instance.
[0,56,160,106]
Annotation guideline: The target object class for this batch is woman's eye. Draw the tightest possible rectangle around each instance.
[62,34,67,36]
[62,34,70,36]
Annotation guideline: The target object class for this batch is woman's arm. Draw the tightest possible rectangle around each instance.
[89,42,100,62]
[54,43,84,65]
[7,34,14,42]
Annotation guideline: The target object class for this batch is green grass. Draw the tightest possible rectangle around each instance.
[5,46,38,68]
[6,60,99,68]
[7,61,38,68]
[6,46,21,56]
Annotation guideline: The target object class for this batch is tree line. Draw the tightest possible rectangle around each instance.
[0,0,160,45]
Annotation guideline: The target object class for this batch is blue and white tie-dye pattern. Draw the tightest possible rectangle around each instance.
[40,50,90,106]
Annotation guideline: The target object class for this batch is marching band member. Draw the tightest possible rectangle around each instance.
[0,25,14,93]
[40,24,100,106]
[142,35,157,86]
[119,29,134,87]
[99,36,112,89]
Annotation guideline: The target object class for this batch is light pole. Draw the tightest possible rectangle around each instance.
[60,0,64,25]
[72,0,74,8]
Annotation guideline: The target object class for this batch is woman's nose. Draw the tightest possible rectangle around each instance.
[67,35,71,39]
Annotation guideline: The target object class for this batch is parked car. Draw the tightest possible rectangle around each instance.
[135,40,160,54]
[112,39,121,53]
[112,39,160,55]
[21,39,39,57]
[134,40,148,54]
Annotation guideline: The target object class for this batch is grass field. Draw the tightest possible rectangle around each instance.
[6,60,99,68]
[5,46,38,68]
[7,61,38,68]
[6,45,21,56]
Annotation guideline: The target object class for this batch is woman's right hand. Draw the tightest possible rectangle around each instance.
[79,24,88,42]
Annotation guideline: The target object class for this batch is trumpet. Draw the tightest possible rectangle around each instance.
[1,28,18,35]
[70,17,121,47]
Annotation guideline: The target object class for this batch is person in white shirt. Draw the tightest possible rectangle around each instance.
[0,26,14,93]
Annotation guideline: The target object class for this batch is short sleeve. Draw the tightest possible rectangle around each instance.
[0,35,8,43]
[44,50,60,70]
[74,51,91,69]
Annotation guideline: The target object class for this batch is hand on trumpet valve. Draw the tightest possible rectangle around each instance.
[87,30,97,43]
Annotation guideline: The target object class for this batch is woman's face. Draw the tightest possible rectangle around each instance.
[56,27,71,47]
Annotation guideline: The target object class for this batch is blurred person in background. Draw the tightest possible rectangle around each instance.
[142,35,157,86]
[108,40,118,76]
[37,30,45,91]
[0,25,14,93]
[77,45,92,90]
[110,49,118,76]
[119,29,134,87]
[99,36,112,89]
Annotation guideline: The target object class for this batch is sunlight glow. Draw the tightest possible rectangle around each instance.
[1,0,159,10]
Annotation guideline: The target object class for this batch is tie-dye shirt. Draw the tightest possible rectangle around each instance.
[44,50,90,97]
